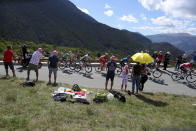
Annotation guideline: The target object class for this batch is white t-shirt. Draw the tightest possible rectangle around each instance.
[30,51,42,65]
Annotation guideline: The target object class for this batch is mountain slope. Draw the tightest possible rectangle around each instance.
[147,33,196,51]
[0,0,152,54]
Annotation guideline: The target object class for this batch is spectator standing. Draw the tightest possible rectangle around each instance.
[182,53,188,63]
[131,62,142,95]
[105,56,117,90]
[26,48,43,81]
[139,64,148,91]
[192,52,196,63]
[121,64,129,91]
[48,50,59,85]
[175,55,183,71]
[163,52,170,70]
[157,51,163,68]
[3,46,16,78]
[22,44,27,62]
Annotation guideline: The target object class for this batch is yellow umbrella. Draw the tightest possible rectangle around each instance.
[131,53,154,64]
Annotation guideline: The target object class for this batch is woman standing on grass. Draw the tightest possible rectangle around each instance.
[121,64,129,91]
[139,64,148,91]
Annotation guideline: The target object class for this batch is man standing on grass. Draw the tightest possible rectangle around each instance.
[105,56,117,90]
[26,48,43,81]
[47,50,59,86]
[3,46,16,78]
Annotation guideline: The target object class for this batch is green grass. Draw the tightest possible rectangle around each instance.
[0,76,195,131]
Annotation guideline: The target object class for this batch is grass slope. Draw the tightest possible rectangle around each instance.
[0,76,195,131]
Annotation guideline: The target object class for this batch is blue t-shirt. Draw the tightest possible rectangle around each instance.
[107,61,117,74]
[49,55,59,68]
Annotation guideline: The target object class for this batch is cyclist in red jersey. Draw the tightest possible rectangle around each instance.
[180,62,194,74]
[99,53,108,70]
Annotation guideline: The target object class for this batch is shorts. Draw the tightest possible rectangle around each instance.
[49,68,58,76]
[122,78,128,85]
[106,73,115,81]
[180,66,187,73]
[28,63,38,73]
[4,62,14,70]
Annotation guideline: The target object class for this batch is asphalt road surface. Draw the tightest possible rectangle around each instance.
[0,65,196,97]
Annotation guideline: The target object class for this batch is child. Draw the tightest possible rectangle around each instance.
[121,64,129,91]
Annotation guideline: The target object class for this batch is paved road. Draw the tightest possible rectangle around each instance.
[0,65,196,97]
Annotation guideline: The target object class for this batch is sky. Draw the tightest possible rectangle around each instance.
[69,0,196,36]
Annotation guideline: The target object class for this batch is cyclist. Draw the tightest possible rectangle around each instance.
[99,53,108,70]
[179,62,194,79]
[81,53,90,66]
[63,50,72,61]
[75,51,81,63]
[120,55,130,67]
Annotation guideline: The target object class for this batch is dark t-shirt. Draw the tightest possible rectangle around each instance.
[164,54,170,62]
[107,61,117,75]
[49,55,59,68]
[133,64,142,75]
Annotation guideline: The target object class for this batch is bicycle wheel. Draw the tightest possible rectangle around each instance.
[186,73,196,83]
[171,72,181,81]
[69,62,75,70]
[95,66,101,72]
[115,67,122,75]
[152,69,162,78]
[59,62,66,70]
[85,64,92,73]
[74,64,81,72]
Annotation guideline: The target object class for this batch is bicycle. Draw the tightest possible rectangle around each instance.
[171,70,196,83]
[95,63,107,72]
[146,66,162,78]
[115,63,133,75]
[59,59,75,70]
[74,61,92,73]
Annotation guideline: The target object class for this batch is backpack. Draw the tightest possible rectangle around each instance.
[110,90,126,102]
[95,93,108,102]
[20,81,35,87]
[53,93,67,102]
[72,84,81,91]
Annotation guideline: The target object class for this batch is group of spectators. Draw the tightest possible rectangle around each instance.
[3,46,59,85]
[2,45,195,94]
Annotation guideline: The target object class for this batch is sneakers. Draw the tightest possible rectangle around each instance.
[47,81,51,85]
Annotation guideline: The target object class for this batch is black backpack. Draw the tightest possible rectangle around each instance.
[20,81,35,87]
[110,90,126,102]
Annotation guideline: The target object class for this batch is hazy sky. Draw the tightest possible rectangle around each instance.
[69,0,196,35]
